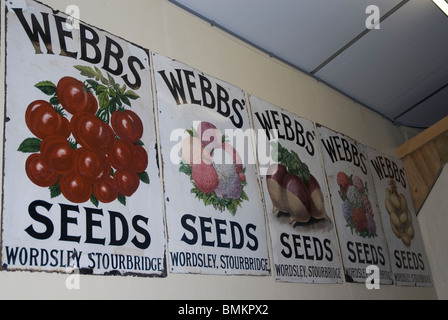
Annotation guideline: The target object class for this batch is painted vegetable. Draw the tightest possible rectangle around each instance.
[385,180,414,246]
[20,67,150,206]
[282,174,311,224]
[338,171,376,238]
[266,164,289,214]
[266,142,328,226]
[308,174,328,220]
[179,121,249,215]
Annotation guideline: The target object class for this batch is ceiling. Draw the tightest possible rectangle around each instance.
[169,0,448,130]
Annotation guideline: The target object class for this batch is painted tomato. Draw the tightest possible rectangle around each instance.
[40,135,75,174]
[75,148,111,183]
[71,112,115,152]
[59,171,92,203]
[132,145,148,173]
[114,170,140,197]
[25,100,70,139]
[57,76,98,115]
[93,177,118,203]
[108,140,135,170]
[111,110,143,143]
[25,153,59,187]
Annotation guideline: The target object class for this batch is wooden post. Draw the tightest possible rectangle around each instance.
[397,116,448,213]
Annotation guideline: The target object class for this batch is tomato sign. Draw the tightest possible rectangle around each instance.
[2,0,166,277]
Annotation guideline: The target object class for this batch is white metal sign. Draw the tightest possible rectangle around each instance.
[1,0,166,277]
[317,124,393,284]
[153,53,270,275]
[250,95,343,283]
[367,147,432,286]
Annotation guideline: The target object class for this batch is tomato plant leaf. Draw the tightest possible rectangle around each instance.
[120,94,131,107]
[35,81,56,96]
[74,65,97,79]
[90,194,99,208]
[118,194,126,206]
[85,79,99,92]
[138,171,150,184]
[18,138,41,153]
[98,91,110,110]
[49,181,61,198]
[124,90,140,100]
[49,96,60,106]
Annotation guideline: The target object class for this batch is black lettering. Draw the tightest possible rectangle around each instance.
[14,9,53,54]
[280,233,292,258]
[347,241,356,263]
[53,15,77,58]
[215,219,230,248]
[245,223,258,251]
[400,169,407,188]
[131,215,151,250]
[305,131,315,156]
[180,214,197,245]
[59,203,81,243]
[292,234,304,259]
[109,211,129,246]
[255,111,274,140]
[216,84,230,118]
[360,153,367,175]
[230,99,244,129]
[418,253,425,270]
[103,36,124,76]
[25,200,54,240]
[123,56,145,90]
[199,75,215,109]
[199,216,215,247]
[158,69,187,105]
[323,238,333,261]
[230,221,244,249]
[321,137,338,163]
[184,70,201,105]
[270,111,283,139]
[79,24,101,64]
[85,207,105,245]
[370,157,384,180]
[282,113,294,141]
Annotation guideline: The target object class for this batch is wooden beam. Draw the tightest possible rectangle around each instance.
[397,115,448,159]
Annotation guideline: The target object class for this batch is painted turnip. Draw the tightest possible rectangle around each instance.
[266,164,289,215]
[282,174,311,225]
[308,174,328,220]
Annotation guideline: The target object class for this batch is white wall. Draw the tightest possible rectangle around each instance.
[418,165,448,300]
[0,0,438,299]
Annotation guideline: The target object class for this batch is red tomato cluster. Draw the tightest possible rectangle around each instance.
[25,76,147,204]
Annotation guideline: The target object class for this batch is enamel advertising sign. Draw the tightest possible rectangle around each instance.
[1,0,166,277]
[249,95,343,283]
[153,53,270,275]
[367,147,432,286]
[317,124,393,284]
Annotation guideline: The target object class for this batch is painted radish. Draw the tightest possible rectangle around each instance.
[308,174,328,220]
[266,164,289,215]
[282,174,311,225]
